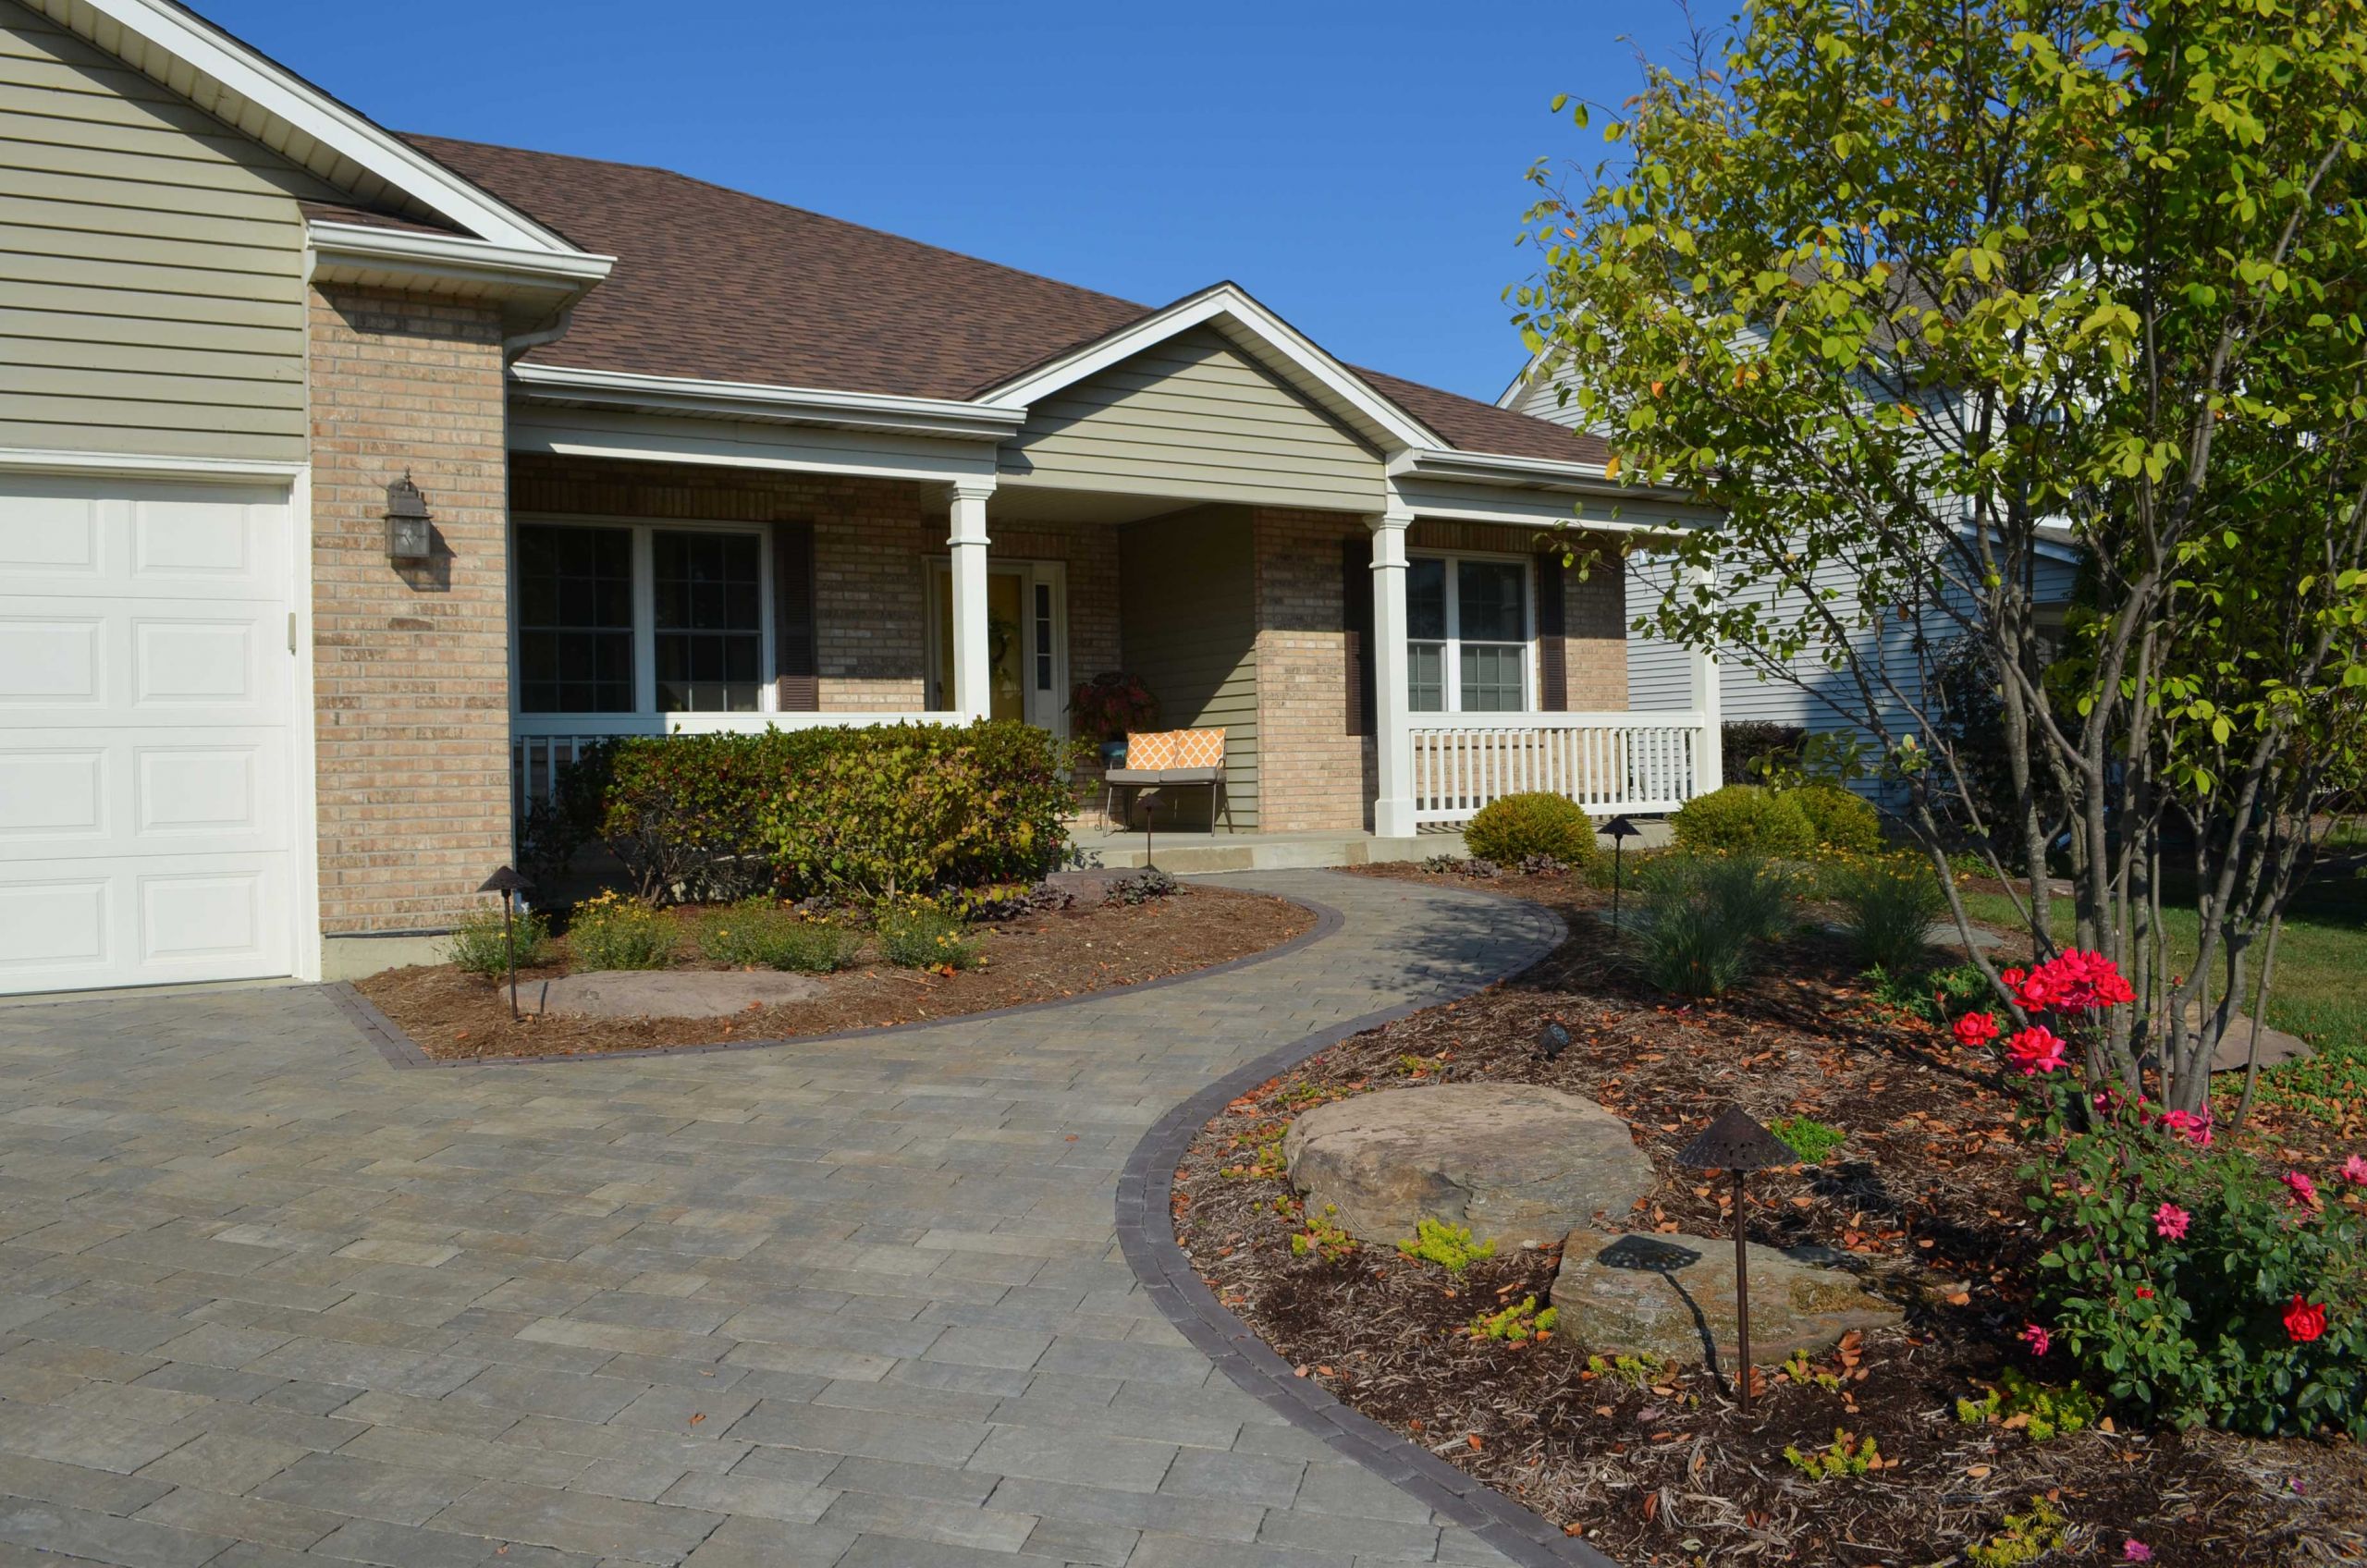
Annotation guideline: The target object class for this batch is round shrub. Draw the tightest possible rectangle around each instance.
[1786,782,1882,853]
[1462,792,1601,871]
[1670,784,1817,856]
[445,904,552,977]
[566,891,676,972]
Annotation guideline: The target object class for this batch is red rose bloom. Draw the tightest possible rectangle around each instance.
[2005,1025,2069,1076]
[1953,1011,2001,1048]
[2284,1294,2327,1344]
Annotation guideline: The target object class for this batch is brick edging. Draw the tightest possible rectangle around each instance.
[328,883,1347,1071]
[1112,886,1624,1568]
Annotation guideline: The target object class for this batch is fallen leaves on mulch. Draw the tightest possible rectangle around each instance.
[360,885,1311,1060]
[1174,864,2365,1567]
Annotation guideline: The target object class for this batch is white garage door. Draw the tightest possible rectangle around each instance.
[0,474,298,995]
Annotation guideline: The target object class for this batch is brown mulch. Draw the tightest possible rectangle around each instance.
[1174,864,2366,1567]
[359,884,1312,1061]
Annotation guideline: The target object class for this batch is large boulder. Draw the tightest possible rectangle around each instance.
[1282,1084,1653,1250]
[538,969,823,1019]
[1550,1228,1903,1369]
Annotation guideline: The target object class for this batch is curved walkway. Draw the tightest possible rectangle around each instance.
[0,871,1567,1568]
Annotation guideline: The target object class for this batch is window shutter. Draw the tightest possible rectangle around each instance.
[1342,535,1376,736]
[1534,548,1568,712]
[773,520,818,711]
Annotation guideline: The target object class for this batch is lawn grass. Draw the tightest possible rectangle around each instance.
[1953,862,2367,1123]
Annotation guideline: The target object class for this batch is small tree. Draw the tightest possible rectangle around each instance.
[1514,0,2367,1109]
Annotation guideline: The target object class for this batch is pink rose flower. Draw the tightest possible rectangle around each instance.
[2343,1153,2367,1185]
[2284,1170,2321,1209]
[2123,1541,2154,1562]
[2021,1322,2051,1356]
[1953,1011,2000,1048]
[2152,1203,2189,1241]
[2005,1025,2069,1075]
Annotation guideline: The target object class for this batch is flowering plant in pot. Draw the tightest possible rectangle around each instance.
[1069,672,1158,763]
[1949,951,2365,1439]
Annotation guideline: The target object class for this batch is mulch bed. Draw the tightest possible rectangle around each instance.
[1174,864,2365,1566]
[358,884,1312,1061]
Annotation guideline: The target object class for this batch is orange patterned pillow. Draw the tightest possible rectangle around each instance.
[1123,729,1225,770]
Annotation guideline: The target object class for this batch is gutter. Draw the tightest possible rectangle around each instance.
[507,363,1029,442]
[305,222,615,354]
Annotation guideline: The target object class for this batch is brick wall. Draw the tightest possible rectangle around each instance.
[309,285,510,935]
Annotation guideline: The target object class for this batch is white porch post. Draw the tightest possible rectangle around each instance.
[947,479,995,721]
[1686,562,1723,795]
[1369,503,1416,838]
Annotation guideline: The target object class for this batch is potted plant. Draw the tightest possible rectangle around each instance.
[1070,672,1158,764]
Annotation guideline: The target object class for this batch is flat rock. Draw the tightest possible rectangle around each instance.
[1550,1228,1903,1369]
[2190,1005,2314,1072]
[537,968,825,1019]
[1044,868,1134,908]
[1282,1084,1653,1250]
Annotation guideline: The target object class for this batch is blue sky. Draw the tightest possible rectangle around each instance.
[204,1,1703,403]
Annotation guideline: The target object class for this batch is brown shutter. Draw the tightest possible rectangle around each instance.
[773,520,818,711]
[1342,535,1376,735]
[1534,547,1568,712]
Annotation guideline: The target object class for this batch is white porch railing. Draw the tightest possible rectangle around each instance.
[510,712,965,815]
[1408,711,1715,825]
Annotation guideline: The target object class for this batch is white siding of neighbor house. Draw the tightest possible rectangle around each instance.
[1510,355,2079,745]
[0,0,337,462]
[1002,326,1386,511]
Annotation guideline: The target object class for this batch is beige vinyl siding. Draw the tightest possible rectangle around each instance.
[1120,505,1259,828]
[0,0,330,462]
[1004,326,1385,511]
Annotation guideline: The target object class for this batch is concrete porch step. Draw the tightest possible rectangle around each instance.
[1073,828,1464,875]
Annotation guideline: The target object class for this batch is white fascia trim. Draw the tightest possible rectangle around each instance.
[78,0,584,254]
[307,223,615,293]
[1392,445,1635,492]
[976,285,1445,453]
[0,447,308,481]
[509,362,1026,442]
[1494,344,1555,410]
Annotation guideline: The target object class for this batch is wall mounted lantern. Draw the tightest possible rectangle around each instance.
[386,472,433,562]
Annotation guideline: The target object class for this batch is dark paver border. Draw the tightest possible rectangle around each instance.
[1114,885,1624,1568]
[329,881,1347,1071]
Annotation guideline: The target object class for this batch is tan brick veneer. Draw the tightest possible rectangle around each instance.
[309,286,511,935]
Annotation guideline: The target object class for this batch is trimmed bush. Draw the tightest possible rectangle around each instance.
[1463,791,1602,871]
[693,899,861,973]
[1787,782,1883,853]
[1826,854,1947,973]
[445,904,552,977]
[875,904,982,971]
[1670,783,1817,856]
[566,891,676,971]
[1723,720,1808,784]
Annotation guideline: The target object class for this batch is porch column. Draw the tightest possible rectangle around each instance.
[947,479,995,721]
[1686,562,1723,794]
[1368,503,1416,839]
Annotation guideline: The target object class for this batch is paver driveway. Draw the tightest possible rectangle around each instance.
[0,871,1564,1568]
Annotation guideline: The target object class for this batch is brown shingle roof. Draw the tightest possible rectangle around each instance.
[404,134,1596,465]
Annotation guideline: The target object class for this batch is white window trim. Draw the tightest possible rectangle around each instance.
[1407,549,1536,715]
[509,512,776,720]
[924,557,1069,735]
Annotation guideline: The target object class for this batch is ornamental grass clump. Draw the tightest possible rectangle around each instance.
[1825,853,1947,973]
[875,903,982,972]
[446,903,552,978]
[565,891,675,971]
[1949,949,2366,1439]
[1636,852,1794,997]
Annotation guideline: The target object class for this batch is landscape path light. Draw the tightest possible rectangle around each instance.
[476,865,533,1020]
[1674,1104,1797,1408]
[1601,814,1641,932]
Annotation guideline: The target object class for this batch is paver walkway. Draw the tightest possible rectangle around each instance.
[0,871,1564,1568]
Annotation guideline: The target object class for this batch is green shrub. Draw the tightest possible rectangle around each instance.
[693,899,861,973]
[1771,1116,1846,1165]
[1862,961,1988,1025]
[875,904,982,971]
[1722,720,1808,785]
[445,904,552,977]
[1469,1295,1559,1341]
[1462,792,1601,872]
[566,891,676,971]
[760,721,1076,904]
[1965,1497,2067,1568]
[1396,1219,1495,1273]
[1827,854,1947,973]
[1694,851,1795,941]
[1955,1367,2103,1442]
[1670,784,1817,856]
[2030,1105,2367,1439]
[1786,782,1882,853]
[1782,1428,1882,1481]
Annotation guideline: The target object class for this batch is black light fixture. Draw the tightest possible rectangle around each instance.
[1602,815,1642,931]
[1539,1020,1571,1061]
[476,864,533,1019]
[386,472,433,562]
[1138,790,1157,872]
[1674,1105,1797,1408]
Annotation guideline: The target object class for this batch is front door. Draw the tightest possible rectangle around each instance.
[930,560,1066,731]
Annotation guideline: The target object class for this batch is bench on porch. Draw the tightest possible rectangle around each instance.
[1104,728,1229,836]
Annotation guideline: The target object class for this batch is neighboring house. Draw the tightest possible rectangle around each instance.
[1500,355,2081,759]
[0,0,1725,998]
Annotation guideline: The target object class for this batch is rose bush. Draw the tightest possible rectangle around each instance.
[1949,950,2365,1439]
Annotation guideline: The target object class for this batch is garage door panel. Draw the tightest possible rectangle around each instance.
[0,475,295,995]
